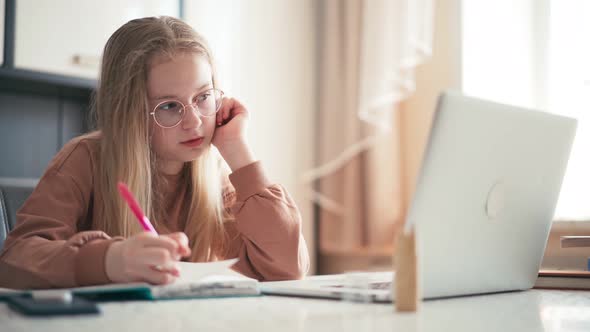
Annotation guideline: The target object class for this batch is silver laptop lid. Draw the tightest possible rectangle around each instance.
[409,91,577,299]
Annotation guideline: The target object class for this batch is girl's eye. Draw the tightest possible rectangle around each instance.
[157,101,182,112]
[196,93,211,103]
[161,102,175,110]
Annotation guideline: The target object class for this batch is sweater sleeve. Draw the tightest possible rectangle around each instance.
[220,161,310,281]
[0,137,122,289]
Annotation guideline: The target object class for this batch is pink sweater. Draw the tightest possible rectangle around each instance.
[0,133,309,289]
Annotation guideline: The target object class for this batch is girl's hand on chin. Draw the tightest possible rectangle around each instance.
[212,97,249,150]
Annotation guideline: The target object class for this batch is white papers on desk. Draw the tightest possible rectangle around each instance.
[152,259,258,299]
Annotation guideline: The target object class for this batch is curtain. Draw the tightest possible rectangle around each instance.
[305,0,433,255]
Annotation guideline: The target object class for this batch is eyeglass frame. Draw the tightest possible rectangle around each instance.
[149,88,225,128]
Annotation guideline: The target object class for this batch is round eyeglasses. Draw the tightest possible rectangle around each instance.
[150,88,224,128]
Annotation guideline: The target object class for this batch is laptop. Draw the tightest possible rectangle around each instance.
[261,91,578,302]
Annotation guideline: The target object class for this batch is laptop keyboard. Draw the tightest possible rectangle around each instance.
[369,281,392,290]
[325,281,392,290]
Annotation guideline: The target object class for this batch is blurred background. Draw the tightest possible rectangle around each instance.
[0,0,588,275]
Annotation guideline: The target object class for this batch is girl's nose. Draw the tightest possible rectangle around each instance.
[182,104,203,129]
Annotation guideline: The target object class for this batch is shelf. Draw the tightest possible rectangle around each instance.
[0,67,96,99]
[319,245,394,257]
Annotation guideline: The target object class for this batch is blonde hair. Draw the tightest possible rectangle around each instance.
[90,16,227,261]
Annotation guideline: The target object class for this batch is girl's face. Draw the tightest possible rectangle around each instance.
[147,52,216,175]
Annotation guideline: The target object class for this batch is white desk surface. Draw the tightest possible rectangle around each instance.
[2,286,590,331]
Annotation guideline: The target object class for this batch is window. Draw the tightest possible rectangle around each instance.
[462,0,590,222]
[547,1,590,220]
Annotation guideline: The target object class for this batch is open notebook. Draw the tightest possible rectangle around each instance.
[0,259,260,301]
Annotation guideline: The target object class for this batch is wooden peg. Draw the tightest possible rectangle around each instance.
[394,230,419,311]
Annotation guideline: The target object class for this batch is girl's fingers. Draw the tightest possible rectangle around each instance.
[164,232,188,247]
[221,99,232,123]
[216,97,249,126]
[138,248,173,266]
[137,248,180,275]
[151,264,180,276]
[229,101,248,119]
[216,106,224,125]
[224,100,233,121]
[163,232,191,257]
[136,233,180,259]
[141,266,178,285]
[217,97,232,124]
[217,97,241,125]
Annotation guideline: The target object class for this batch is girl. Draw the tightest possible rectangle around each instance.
[0,16,309,289]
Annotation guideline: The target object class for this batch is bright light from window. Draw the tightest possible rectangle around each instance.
[548,0,590,220]
[462,0,590,221]
[462,1,535,109]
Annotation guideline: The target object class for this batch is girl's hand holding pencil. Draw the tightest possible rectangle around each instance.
[103,182,191,285]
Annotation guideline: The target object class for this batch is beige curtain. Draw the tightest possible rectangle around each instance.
[305,0,433,255]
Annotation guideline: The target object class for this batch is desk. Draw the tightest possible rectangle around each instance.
[1,288,589,331]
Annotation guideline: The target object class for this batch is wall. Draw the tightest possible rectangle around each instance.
[184,0,317,272]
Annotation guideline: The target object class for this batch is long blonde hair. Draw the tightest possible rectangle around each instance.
[90,16,227,261]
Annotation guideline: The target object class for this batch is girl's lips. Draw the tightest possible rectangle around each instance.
[180,137,204,147]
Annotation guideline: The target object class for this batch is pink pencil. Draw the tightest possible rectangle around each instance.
[117,182,158,235]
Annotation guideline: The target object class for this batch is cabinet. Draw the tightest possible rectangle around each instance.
[13,0,179,79]
[1,0,4,66]
[0,0,179,179]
